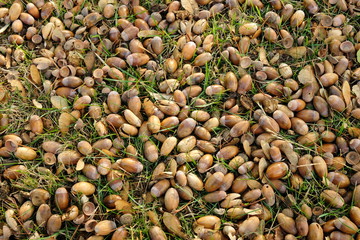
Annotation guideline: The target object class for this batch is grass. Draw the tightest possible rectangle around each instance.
[0,0,360,239]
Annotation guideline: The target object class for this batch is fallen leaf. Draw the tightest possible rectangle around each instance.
[357,49,360,63]
[0,24,9,34]
[163,212,188,239]
[353,85,360,98]
[75,158,85,171]
[342,80,351,106]
[181,0,198,15]
[51,96,69,111]
[32,99,43,109]
[138,30,161,38]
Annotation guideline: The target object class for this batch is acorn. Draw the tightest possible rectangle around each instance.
[151,179,170,197]
[30,188,50,206]
[216,146,240,161]
[187,173,204,191]
[149,226,168,240]
[238,216,260,236]
[164,188,180,212]
[58,150,81,165]
[55,187,69,210]
[320,73,339,87]
[194,52,212,66]
[290,10,305,27]
[47,214,62,235]
[19,201,35,222]
[266,162,288,180]
[330,231,353,240]
[296,215,309,236]
[36,203,51,227]
[328,95,346,112]
[94,220,116,236]
[117,158,143,173]
[320,190,344,208]
[259,115,280,133]
[15,147,37,160]
[334,216,358,234]
[9,2,22,21]
[239,23,258,35]
[307,223,323,240]
[182,41,196,60]
[277,213,297,235]
[3,165,27,180]
[62,205,79,221]
[71,182,96,196]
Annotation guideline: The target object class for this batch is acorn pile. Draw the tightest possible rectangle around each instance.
[0,0,360,239]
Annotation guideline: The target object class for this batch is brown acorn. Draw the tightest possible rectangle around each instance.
[71,182,96,196]
[187,173,204,191]
[47,214,62,235]
[277,213,297,235]
[55,187,69,210]
[151,179,170,197]
[15,147,37,161]
[94,220,116,236]
[19,201,35,222]
[290,10,305,27]
[320,190,344,208]
[307,223,323,240]
[230,120,250,137]
[296,215,309,236]
[334,216,358,234]
[3,165,27,180]
[238,216,260,236]
[117,158,143,173]
[30,188,50,206]
[328,95,346,112]
[239,23,259,35]
[266,162,288,180]
[149,226,167,240]
[203,191,227,202]
[36,203,51,227]
[205,172,224,192]
[164,188,180,212]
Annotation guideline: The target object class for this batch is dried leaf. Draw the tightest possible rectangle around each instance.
[357,49,360,63]
[260,140,271,159]
[281,46,307,59]
[259,157,268,181]
[242,140,251,156]
[51,96,69,111]
[29,64,41,86]
[297,65,316,84]
[138,30,161,38]
[8,79,26,97]
[163,212,188,239]
[32,99,43,109]
[353,85,360,98]
[75,158,85,171]
[244,208,262,215]
[0,24,9,34]
[342,80,351,106]
[149,92,173,100]
[280,143,298,172]
[181,0,198,14]
[52,28,65,43]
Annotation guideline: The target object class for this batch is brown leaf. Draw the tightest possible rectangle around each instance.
[138,30,161,38]
[353,85,360,98]
[181,0,198,15]
[342,80,351,106]
[163,212,188,239]
[51,96,69,111]
[32,99,43,109]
